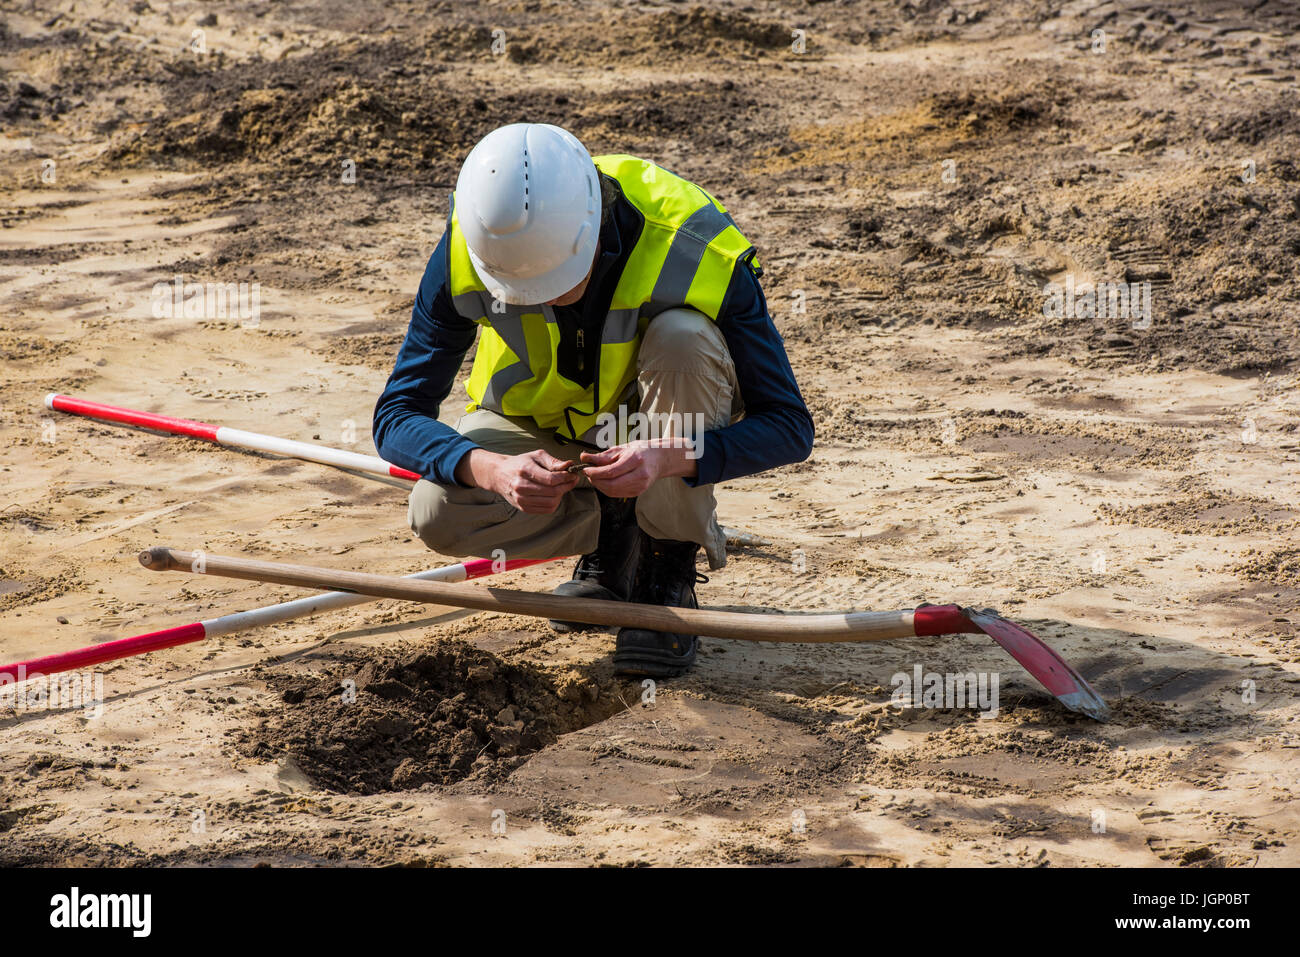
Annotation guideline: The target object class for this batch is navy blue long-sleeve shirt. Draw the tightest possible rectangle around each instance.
[373,220,813,489]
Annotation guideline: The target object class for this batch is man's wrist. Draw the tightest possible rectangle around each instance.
[652,441,698,480]
[455,448,501,490]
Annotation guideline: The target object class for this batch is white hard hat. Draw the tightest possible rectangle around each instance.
[455,123,601,306]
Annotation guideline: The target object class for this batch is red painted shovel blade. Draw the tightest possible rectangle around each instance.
[966,608,1110,722]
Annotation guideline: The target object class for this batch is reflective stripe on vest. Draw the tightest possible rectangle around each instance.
[448,154,757,439]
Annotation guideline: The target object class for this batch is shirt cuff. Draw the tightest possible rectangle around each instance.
[682,432,721,488]
[433,435,483,488]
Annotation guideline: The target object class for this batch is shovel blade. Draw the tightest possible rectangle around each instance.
[966,609,1110,722]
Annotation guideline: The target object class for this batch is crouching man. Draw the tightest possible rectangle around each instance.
[374,123,813,677]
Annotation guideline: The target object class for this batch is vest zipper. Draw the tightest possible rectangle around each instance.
[576,329,585,372]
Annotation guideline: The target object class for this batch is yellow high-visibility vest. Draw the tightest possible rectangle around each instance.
[446,154,758,439]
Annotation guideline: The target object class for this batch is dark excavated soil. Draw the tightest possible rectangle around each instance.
[240,642,628,794]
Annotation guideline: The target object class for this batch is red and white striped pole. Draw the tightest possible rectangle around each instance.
[44,393,422,482]
[0,555,558,684]
[43,395,766,548]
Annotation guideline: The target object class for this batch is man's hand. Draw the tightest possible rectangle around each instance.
[456,448,581,513]
[579,439,698,498]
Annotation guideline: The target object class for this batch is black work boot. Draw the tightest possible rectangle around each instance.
[613,537,705,677]
[548,494,644,632]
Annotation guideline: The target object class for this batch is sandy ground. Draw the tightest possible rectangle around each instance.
[1,0,1298,866]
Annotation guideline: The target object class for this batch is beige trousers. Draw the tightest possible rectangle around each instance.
[408,308,741,569]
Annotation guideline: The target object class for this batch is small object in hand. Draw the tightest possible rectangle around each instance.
[564,463,592,473]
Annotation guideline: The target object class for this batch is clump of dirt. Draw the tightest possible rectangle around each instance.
[0,333,71,362]
[242,642,626,794]
[0,568,84,613]
[0,834,145,868]
[1094,696,1183,729]
[1099,492,1297,537]
[955,411,1197,470]
[313,332,406,371]
[1234,546,1300,588]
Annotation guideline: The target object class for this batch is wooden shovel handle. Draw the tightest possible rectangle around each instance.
[140,546,919,643]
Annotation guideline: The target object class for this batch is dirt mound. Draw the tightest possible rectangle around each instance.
[924,88,1064,133]
[110,69,506,180]
[495,6,794,65]
[242,642,626,794]
[1207,101,1300,146]
[111,64,762,185]
[638,6,792,54]
[763,83,1074,175]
